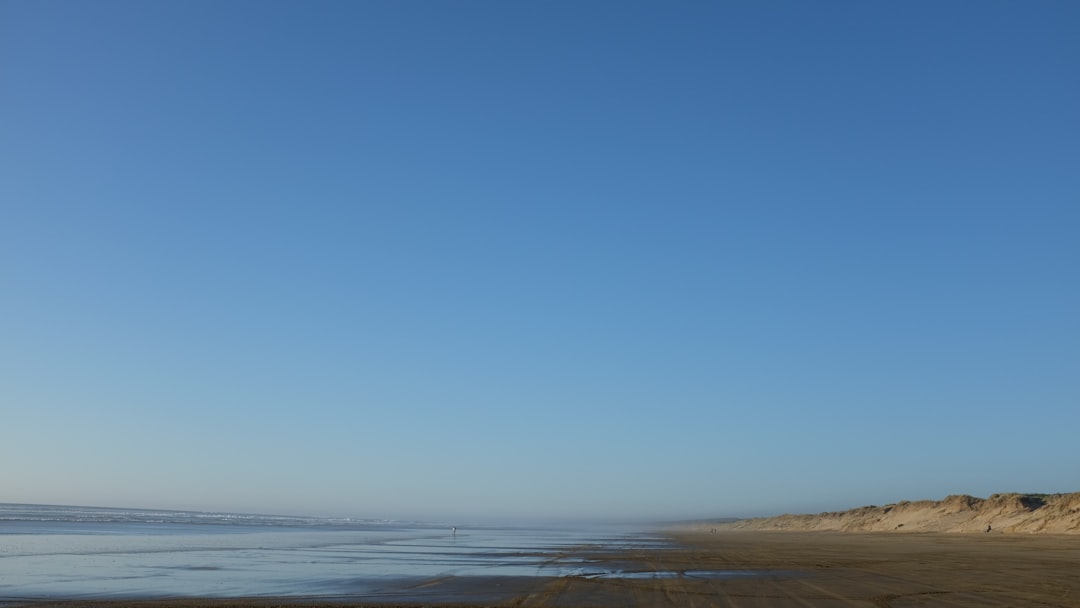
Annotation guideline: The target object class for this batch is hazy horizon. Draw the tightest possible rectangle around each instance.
[3,1,1077,522]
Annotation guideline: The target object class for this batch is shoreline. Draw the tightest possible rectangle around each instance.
[8,530,1080,607]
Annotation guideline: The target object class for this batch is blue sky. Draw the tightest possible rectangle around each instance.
[2,1,1077,521]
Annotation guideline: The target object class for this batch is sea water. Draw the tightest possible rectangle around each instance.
[0,503,668,600]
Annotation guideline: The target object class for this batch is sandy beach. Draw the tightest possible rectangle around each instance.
[12,530,1080,607]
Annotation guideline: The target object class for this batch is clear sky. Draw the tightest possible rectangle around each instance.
[2,1,1077,522]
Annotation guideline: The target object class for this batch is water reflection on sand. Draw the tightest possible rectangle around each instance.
[0,521,681,599]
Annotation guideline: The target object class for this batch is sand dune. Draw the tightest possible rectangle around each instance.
[716,492,1080,534]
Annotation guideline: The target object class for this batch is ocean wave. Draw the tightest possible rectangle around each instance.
[0,503,401,529]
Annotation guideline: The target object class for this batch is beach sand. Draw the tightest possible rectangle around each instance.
[12,530,1080,607]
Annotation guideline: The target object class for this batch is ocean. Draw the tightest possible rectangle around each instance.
[0,503,667,601]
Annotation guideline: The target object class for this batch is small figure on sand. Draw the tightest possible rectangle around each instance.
[985,524,992,533]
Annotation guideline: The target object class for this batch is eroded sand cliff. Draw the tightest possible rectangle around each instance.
[721,492,1080,533]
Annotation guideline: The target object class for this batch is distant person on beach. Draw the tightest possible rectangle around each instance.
[986,524,992,533]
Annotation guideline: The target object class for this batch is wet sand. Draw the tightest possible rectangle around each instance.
[12,531,1080,607]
